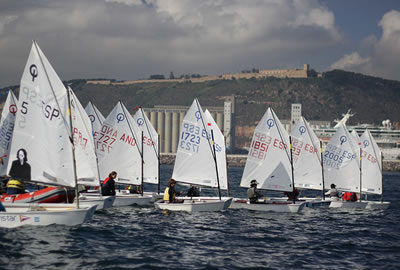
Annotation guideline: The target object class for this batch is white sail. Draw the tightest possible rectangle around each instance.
[132,108,159,184]
[240,108,293,192]
[351,130,361,146]
[172,99,225,189]
[0,90,18,176]
[96,102,142,185]
[204,109,228,190]
[290,117,323,190]
[7,41,75,187]
[323,123,360,192]
[68,87,99,186]
[360,129,382,194]
[85,101,105,141]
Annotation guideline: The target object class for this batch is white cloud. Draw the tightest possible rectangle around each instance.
[0,0,342,87]
[331,10,400,81]
[330,52,370,70]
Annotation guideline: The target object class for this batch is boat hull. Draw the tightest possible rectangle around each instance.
[77,195,115,210]
[1,187,75,204]
[81,191,153,206]
[0,203,96,228]
[230,198,305,213]
[365,201,390,210]
[329,200,368,209]
[154,198,232,212]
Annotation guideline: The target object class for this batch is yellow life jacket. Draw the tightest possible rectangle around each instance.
[163,187,175,202]
[7,179,24,189]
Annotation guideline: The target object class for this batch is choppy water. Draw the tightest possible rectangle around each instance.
[1,166,399,270]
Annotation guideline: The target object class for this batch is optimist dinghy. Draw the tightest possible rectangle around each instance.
[0,41,96,227]
[231,108,305,213]
[154,99,232,212]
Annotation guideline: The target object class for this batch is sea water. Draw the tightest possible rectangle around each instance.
[0,166,399,270]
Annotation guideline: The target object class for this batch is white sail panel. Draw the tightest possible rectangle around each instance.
[240,108,293,192]
[360,129,382,194]
[85,102,105,141]
[204,109,228,190]
[133,108,159,184]
[0,90,18,176]
[323,124,360,192]
[290,117,323,190]
[68,87,99,186]
[172,99,221,188]
[7,41,75,187]
[351,130,361,146]
[96,102,142,185]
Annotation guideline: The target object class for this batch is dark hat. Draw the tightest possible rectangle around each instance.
[331,184,336,188]
[250,179,258,185]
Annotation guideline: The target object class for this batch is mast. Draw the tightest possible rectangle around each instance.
[141,130,144,196]
[158,135,161,194]
[320,141,326,200]
[289,136,296,204]
[66,88,80,208]
[359,148,362,202]
[381,152,384,203]
[224,136,230,197]
[211,130,221,200]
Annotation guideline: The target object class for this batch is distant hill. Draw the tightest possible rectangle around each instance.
[1,69,400,129]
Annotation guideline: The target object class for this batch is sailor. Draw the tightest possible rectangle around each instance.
[247,179,263,203]
[163,178,183,203]
[284,188,299,201]
[342,192,358,202]
[325,184,339,201]
[102,171,117,196]
[7,148,31,195]
[187,185,200,197]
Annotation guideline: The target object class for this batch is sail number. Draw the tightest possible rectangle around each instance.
[249,132,271,160]
[361,150,377,164]
[179,123,207,153]
[323,144,356,169]
[291,138,318,163]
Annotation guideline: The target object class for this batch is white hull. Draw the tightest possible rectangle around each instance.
[230,198,305,213]
[329,200,368,209]
[0,203,97,228]
[114,191,153,206]
[81,191,153,206]
[144,191,163,202]
[77,195,115,210]
[268,197,331,208]
[154,197,232,212]
[365,201,390,210]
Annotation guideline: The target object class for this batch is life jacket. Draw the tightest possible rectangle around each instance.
[163,187,175,202]
[342,192,351,201]
[102,177,111,187]
[7,179,24,190]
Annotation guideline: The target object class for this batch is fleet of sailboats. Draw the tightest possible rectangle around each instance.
[0,41,393,227]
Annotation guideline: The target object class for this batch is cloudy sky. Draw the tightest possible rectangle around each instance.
[0,0,399,88]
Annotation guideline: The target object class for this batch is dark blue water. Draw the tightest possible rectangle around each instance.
[1,166,399,270]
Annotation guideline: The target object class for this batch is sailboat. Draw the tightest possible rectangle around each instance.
[289,116,330,207]
[67,87,114,210]
[360,129,390,210]
[325,123,367,209]
[95,101,153,206]
[132,107,161,200]
[231,108,305,213]
[0,41,96,227]
[154,99,232,212]
[0,90,18,176]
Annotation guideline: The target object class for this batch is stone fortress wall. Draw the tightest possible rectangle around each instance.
[87,64,316,85]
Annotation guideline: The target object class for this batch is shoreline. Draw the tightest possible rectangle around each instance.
[160,154,400,172]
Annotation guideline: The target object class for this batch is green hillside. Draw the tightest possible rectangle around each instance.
[2,69,400,128]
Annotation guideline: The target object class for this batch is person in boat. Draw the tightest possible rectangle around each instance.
[163,178,183,203]
[325,184,340,201]
[284,188,299,201]
[248,179,263,203]
[7,148,31,195]
[342,192,358,202]
[187,185,200,197]
[102,171,117,196]
[126,185,142,194]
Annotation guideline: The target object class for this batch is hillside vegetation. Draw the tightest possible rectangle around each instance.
[2,70,400,129]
